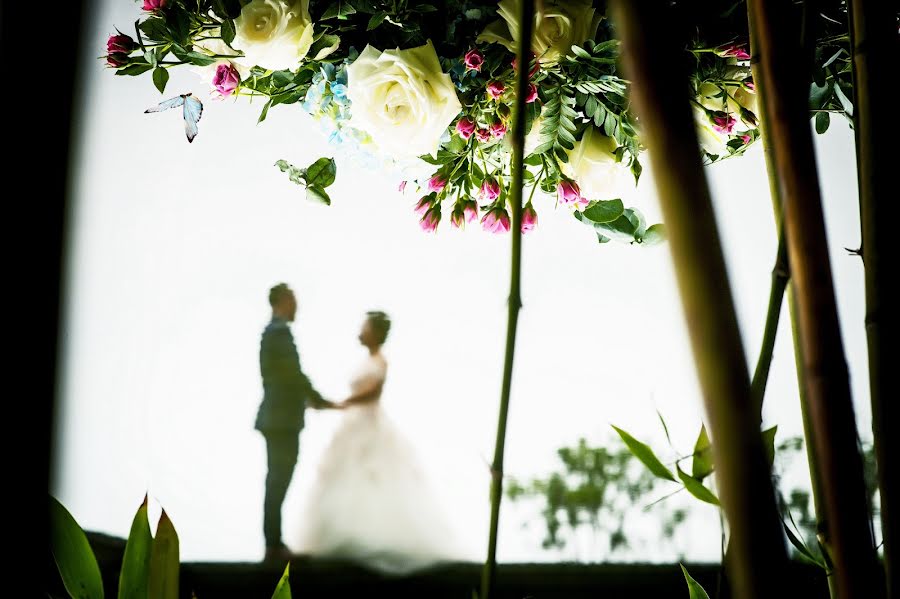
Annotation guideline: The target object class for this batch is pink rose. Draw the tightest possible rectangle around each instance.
[743,79,755,91]
[475,128,492,143]
[482,207,511,234]
[106,53,129,67]
[522,203,538,233]
[427,174,447,193]
[740,134,752,144]
[480,178,501,202]
[464,49,484,72]
[490,120,507,139]
[525,83,538,103]
[107,34,136,54]
[712,113,736,134]
[557,180,583,205]
[212,63,241,97]
[512,53,540,77]
[715,44,750,61]
[451,199,479,229]
[414,196,432,216]
[462,199,479,223]
[142,0,167,10]
[486,81,505,100]
[420,205,441,232]
[456,117,477,140]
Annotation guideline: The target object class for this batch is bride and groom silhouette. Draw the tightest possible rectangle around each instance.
[256,283,465,573]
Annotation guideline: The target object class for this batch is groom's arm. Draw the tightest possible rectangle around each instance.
[268,326,321,401]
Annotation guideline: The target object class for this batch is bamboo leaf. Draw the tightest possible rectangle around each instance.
[148,511,179,599]
[677,465,720,505]
[612,425,676,482]
[271,563,292,599]
[692,425,714,480]
[49,496,105,599]
[119,496,153,599]
[680,564,711,599]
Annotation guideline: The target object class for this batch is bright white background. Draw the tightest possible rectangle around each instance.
[52,0,871,563]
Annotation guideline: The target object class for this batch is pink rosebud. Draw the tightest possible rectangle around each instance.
[107,34,136,54]
[414,196,432,216]
[398,180,407,193]
[451,202,476,229]
[463,199,479,223]
[142,0,167,10]
[482,207,511,234]
[427,174,447,193]
[420,205,441,232]
[522,203,538,233]
[212,62,241,97]
[743,79,755,91]
[486,81,506,100]
[106,53,129,67]
[490,120,507,139]
[557,180,583,205]
[512,53,540,77]
[740,134,752,144]
[525,82,538,103]
[450,207,465,229]
[480,179,501,202]
[475,128,492,143]
[715,44,750,61]
[712,113,736,134]
[464,49,484,72]
[456,117,477,140]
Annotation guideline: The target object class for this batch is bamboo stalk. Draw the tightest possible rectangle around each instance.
[610,3,790,598]
[750,227,788,419]
[478,0,533,596]
[848,1,898,595]
[746,0,883,596]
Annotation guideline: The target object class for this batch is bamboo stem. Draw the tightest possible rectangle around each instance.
[610,3,790,598]
[746,0,883,596]
[478,0,533,596]
[848,1,898,595]
[750,227,788,420]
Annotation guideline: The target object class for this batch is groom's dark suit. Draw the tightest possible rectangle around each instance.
[256,316,323,548]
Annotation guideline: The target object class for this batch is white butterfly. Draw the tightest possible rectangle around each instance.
[145,93,204,143]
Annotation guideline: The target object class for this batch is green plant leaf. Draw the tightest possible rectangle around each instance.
[305,157,337,188]
[118,495,153,599]
[148,510,179,599]
[258,99,272,124]
[306,185,332,205]
[762,425,778,466]
[782,520,825,567]
[611,425,676,482]
[49,496,105,599]
[691,425,713,480]
[677,465,720,506]
[833,83,853,116]
[271,562,292,599]
[641,223,666,245]
[815,111,830,134]
[221,19,236,46]
[116,64,154,77]
[581,199,624,223]
[657,410,672,446]
[152,67,169,94]
[367,11,388,29]
[680,564,711,599]
[808,81,833,110]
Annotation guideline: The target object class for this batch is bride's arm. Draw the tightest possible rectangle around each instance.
[340,378,383,406]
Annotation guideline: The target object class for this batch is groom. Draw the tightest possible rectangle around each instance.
[256,283,334,562]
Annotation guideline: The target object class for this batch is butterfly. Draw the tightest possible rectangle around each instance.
[144,93,204,143]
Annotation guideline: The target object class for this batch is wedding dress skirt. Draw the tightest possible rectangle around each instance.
[290,400,469,574]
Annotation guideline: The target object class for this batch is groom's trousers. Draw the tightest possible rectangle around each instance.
[262,430,299,547]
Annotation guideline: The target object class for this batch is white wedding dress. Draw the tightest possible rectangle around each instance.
[290,352,468,574]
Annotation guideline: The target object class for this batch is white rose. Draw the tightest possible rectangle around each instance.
[562,126,632,200]
[697,73,758,132]
[232,0,314,71]
[477,0,602,64]
[346,41,462,159]
[693,105,731,157]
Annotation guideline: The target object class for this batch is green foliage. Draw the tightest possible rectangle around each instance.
[275,158,337,205]
[271,563,292,599]
[611,425,676,482]
[680,564,711,599]
[50,497,105,599]
[118,496,153,599]
[148,511,179,599]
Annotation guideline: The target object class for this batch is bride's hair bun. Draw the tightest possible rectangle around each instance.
[366,310,391,344]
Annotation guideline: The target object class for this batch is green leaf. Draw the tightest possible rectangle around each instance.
[271,562,292,599]
[762,425,778,466]
[611,425,676,482]
[148,510,179,599]
[571,45,591,59]
[367,11,388,29]
[119,496,152,599]
[322,0,357,19]
[144,49,158,68]
[641,223,667,245]
[305,157,337,188]
[258,99,272,124]
[814,112,830,134]
[221,19,236,46]
[680,564,711,599]
[49,496,104,599]
[782,520,826,567]
[524,154,543,167]
[310,34,341,60]
[139,18,170,42]
[184,52,217,67]
[657,410,673,446]
[212,0,243,19]
[306,185,332,205]
[833,83,854,116]
[677,465,720,506]
[116,64,154,76]
[596,233,611,243]
[691,425,713,480]
[152,67,169,94]
[808,81,833,110]
[582,199,624,223]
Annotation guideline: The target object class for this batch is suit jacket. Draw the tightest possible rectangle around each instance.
[255,317,322,433]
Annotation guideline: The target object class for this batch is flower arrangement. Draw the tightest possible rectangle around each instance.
[106,0,852,242]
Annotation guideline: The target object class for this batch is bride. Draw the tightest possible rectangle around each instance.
[290,310,469,574]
